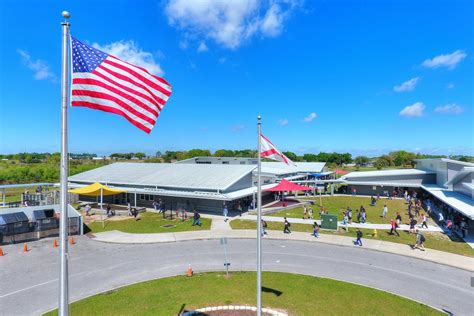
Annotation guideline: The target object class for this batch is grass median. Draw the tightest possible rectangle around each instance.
[230,219,474,258]
[85,212,211,234]
[44,272,441,316]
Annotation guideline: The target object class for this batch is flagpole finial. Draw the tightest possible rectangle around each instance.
[257,115,261,121]
[62,11,70,19]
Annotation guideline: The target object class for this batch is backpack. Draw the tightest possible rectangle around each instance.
[262,220,267,228]
[420,234,426,243]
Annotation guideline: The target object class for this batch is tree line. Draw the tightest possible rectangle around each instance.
[1,150,472,184]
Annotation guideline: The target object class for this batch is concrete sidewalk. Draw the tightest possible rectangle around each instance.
[240,214,444,232]
[89,229,474,271]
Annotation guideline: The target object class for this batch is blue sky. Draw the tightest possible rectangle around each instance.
[0,0,472,157]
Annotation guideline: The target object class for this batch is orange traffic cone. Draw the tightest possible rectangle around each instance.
[23,243,28,253]
[187,264,193,277]
[53,240,58,248]
[70,237,75,245]
[0,247,4,256]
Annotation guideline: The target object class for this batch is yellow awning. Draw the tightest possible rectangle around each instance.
[68,182,126,196]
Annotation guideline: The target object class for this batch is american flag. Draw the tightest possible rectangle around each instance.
[260,134,296,166]
[70,36,172,134]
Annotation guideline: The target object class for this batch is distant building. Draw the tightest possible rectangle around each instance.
[68,158,326,213]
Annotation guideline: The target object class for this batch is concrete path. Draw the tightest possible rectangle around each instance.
[88,229,474,271]
[1,237,473,315]
[240,214,444,232]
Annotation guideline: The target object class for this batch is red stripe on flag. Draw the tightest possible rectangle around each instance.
[73,77,159,118]
[71,89,156,125]
[91,71,163,111]
[109,56,171,87]
[97,66,167,106]
[71,101,152,134]
[103,59,172,97]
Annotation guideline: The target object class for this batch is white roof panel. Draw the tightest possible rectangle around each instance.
[261,162,325,175]
[342,169,434,179]
[421,185,474,220]
[69,163,256,191]
[445,167,474,186]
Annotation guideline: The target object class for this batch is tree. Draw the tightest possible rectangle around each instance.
[283,151,298,162]
[187,149,212,158]
[302,154,318,162]
[134,152,146,159]
[354,156,370,166]
[390,150,416,167]
[214,149,235,157]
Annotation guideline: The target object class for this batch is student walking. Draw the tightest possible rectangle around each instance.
[421,214,428,229]
[413,229,425,251]
[283,217,291,234]
[438,212,445,227]
[382,205,388,218]
[223,205,229,222]
[313,222,320,238]
[396,212,402,226]
[390,219,400,236]
[192,210,202,226]
[355,228,363,246]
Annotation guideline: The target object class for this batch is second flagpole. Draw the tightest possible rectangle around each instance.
[257,115,262,316]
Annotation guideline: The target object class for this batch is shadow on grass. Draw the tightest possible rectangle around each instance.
[262,286,283,297]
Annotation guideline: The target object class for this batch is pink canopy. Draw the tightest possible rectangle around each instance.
[265,179,313,192]
[335,169,348,175]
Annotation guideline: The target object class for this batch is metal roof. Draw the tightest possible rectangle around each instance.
[415,158,474,167]
[68,162,256,191]
[445,167,474,187]
[260,162,325,175]
[0,183,53,189]
[342,169,434,179]
[421,184,474,220]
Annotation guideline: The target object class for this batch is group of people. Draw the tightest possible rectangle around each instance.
[340,206,367,225]
[438,209,469,238]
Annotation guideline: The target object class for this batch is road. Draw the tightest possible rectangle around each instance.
[0,237,473,315]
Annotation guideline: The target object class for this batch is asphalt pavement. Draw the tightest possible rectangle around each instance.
[0,237,473,315]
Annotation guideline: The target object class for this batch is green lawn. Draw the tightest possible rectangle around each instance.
[86,212,211,234]
[230,220,474,258]
[270,196,429,225]
[44,272,441,316]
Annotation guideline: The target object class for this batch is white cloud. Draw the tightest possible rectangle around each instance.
[17,49,56,81]
[399,102,425,117]
[197,41,208,52]
[278,118,289,126]
[447,83,455,89]
[164,0,301,49]
[435,104,464,114]
[393,77,420,92]
[303,112,317,122]
[93,40,164,76]
[422,50,467,70]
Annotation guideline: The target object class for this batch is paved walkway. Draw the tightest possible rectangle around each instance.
[239,214,444,232]
[89,229,474,271]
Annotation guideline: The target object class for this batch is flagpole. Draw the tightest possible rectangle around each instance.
[59,10,71,316]
[257,115,262,316]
